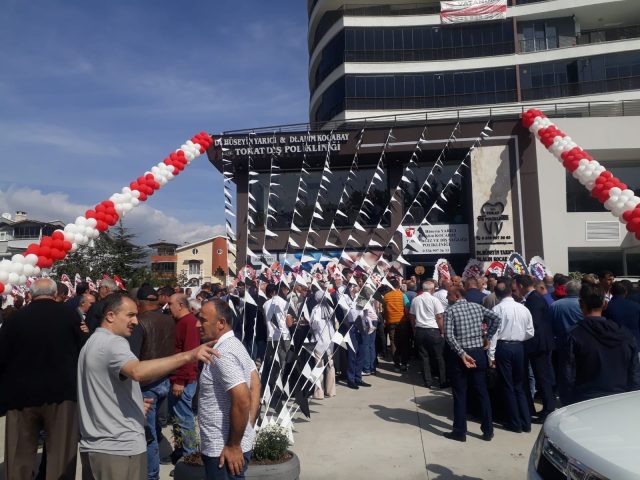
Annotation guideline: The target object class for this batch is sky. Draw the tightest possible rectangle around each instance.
[0,0,309,246]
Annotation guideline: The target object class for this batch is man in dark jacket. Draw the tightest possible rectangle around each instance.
[604,281,640,349]
[0,278,85,479]
[559,283,640,405]
[137,285,176,480]
[515,275,556,423]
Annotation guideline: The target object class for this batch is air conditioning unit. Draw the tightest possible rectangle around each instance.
[585,221,619,241]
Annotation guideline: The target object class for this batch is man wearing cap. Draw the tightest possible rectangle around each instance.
[137,285,176,480]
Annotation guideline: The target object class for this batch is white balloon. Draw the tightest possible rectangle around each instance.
[91,229,100,239]
[609,187,622,197]
[131,197,140,207]
[18,275,27,286]
[8,272,19,284]
[74,233,85,244]
[33,266,41,276]
[0,271,8,283]
[131,190,141,199]
[64,224,77,234]
[11,254,25,264]
[75,216,87,227]
[3,284,12,294]
[86,218,98,228]
[25,254,38,266]
[10,262,23,274]
[82,235,89,245]
[621,189,634,199]
[23,264,34,276]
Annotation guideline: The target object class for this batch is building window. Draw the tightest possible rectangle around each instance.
[568,249,624,276]
[216,248,224,255]
[0,232,5,241]
[151,262,175,273]
[192,248,199,255]
[188,261,201,276]
[566,161,640,212]
[13,226,40,239]
[157,247,175,256]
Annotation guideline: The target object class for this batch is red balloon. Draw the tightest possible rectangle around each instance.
[623,210,636,223]
[39,246,52,258]
[85,210,97,219]
[52,239,64,250]
[52,231,64,241]
[26,243,40,255]
[37,256,49,268]
[602,171,613,179]
[627,218,640,232]
[62,241,72,251]
[0,282,4,295]
[102,200,114,208]
[636,231,640,241]
[40,236,53,247]
[96,204,106,213]
[130,182,139,191]
[138,192,148,201]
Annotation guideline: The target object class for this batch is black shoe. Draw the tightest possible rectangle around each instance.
[424,383,433,389]
[356,381,371,387]
[347,382,360,390]
[482,432,494,442]
[522,427,532,433]
[532,415,548,425]
[443,431,466,442]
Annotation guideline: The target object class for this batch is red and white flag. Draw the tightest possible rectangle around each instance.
[440,0,507,24]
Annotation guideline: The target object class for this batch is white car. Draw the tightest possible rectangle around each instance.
[528,391,640,480]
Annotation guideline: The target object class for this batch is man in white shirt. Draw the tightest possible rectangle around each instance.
[408,280,446,388]
[261,284,291,395]
[196,299,260,479]
[490,280,535,433]
[433,279,452,311]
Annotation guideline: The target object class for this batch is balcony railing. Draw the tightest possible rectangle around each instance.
[522,75,640,101]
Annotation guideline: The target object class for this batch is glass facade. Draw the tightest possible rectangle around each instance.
[314,51,640,122]
[252,167,389,230]
[520,51,640,101]
[314,67,517,122]
[314,23,514,91]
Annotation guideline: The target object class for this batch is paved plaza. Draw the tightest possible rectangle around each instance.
[0,359,538,480]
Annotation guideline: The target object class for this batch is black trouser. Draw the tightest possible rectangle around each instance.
[414,327,446,386]
[387,321,410,367]
[496,341,531,431]
[448,347,493,436]
[527,350,556,417]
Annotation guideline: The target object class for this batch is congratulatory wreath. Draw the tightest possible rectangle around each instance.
[522,109,640,238]
[0,133,213,295]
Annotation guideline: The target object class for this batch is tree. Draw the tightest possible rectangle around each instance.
[54,221,149,286]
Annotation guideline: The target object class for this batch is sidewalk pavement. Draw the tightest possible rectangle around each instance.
[0,360,539,479]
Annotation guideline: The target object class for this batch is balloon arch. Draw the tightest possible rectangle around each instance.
[0,133,213,295]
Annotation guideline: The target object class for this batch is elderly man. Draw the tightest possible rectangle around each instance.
[168,293,201,463]
[0,278,85,480]
[196,299,260,480]
[433,279,452,310]
[489,281,534,434]
[408,280,446,389]
[77,293,216,479]
[443,286,501,442]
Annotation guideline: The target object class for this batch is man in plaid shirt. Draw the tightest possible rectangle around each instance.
[443,286,501,442]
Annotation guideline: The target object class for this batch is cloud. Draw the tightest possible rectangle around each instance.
[0,186,225,246]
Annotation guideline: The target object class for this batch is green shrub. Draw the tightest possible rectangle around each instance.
[252,424,291,462]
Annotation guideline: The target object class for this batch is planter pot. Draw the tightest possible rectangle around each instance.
[174,451,300,480]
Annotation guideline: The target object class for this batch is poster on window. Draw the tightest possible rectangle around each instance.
[440,0,507,24]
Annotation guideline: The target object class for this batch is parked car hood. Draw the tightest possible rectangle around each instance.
[545,391,640,478]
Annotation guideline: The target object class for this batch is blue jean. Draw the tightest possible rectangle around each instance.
[169,381,197,456]
[143,378,171,480]
[362,326,377,373]
[202,451,252,480]
[347,328,365,384]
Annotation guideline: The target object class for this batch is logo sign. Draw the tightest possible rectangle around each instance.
[440,0,507,24]
[405,227,416,237]
[479,202,506,236]
[414,266,426,275]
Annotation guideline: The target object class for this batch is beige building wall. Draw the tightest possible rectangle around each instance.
[176,237,227,286]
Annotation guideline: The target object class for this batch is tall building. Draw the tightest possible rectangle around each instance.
[309,0,640,124]
[209,1,640,278]
[148,241,178,280]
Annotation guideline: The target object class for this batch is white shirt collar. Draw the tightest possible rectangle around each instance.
[214,330,235,348]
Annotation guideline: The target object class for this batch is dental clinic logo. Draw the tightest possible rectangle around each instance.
[478,202,507,236]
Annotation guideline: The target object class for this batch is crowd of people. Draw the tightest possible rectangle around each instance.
[0,266,639,479]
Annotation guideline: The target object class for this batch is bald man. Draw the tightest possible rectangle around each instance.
[168,293,201,462]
